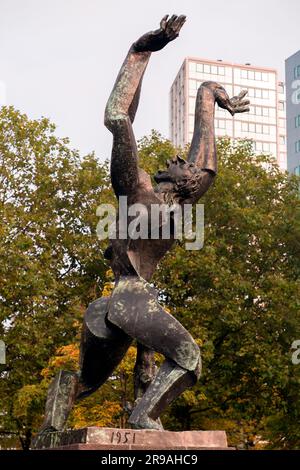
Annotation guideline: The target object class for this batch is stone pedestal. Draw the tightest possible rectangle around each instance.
[33,427,232,450]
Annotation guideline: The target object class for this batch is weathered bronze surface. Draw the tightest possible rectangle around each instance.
[34,14,249,444]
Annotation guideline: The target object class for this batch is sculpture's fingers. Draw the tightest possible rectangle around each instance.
[160,15,169,30]
[235,106,250,113]
[238,89,248,99]
[239,99,250,106]
[166,14,178,32]
[173,15,186,33]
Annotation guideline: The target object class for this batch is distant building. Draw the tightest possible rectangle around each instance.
[0,80,6,106]
[170,58,287,170]
[285,50,300,174]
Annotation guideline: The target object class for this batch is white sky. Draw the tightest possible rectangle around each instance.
[0,0,299,160]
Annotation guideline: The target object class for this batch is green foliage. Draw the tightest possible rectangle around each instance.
[0,110,299,449]
[0,106,110,448]
[150,137,300,449]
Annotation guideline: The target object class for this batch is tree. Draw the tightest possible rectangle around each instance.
[142,135,300,449]
[0,106,111,449]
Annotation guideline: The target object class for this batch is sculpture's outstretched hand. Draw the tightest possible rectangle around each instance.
[227,90,250,115]
[216,88,250,116]
[133,14,186,52]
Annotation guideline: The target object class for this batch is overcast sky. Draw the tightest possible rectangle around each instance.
[0,0,299,160]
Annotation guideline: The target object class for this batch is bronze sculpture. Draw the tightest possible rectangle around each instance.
[36,14,250,435]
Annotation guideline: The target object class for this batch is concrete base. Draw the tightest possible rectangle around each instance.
[32,427,232,450]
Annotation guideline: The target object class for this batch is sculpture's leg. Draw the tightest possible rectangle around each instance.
[108,276,202,429]
[134,343,156,401]
[77,298,132,400]
[37,370,79,435]
[134,344,165,429]
[129,359,198,430]
[34,297,132,440]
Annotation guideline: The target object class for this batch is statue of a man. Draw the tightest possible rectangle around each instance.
[36,14,249,435]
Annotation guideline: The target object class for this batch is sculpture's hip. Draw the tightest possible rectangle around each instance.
[107,275,201,376]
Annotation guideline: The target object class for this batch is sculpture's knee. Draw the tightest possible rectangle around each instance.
[180,341,201,383]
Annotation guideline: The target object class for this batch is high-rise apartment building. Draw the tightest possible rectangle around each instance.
[285,50,300,174]
[170,58,287,170]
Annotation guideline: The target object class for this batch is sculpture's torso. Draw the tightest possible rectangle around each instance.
[106,186,176,281]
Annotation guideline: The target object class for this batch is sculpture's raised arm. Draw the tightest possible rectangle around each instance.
[154,80,249,205]
[187,83,250,173]
[104,15,186,198]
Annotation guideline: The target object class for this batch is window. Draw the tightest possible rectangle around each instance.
[244,87,270,99]
[279,135,286,145]
[263,125,270,134]
[295,166,300,176]
[278,83,284,94]
[262,89,269,99]
[269,108,276,118]
[255,71,262,81]
[189,79,197,90]
[249,123,255,133]
[295,115,300,128]
[241,122,248,132]
[279,118,286,128]
[218,66,225,75]
[189,97,196,111]
[262,72,269,82]
[278,101,285,111]
[204,64,210,73]
[196,63,203,72]
[211,65,218,74]
[294,65,300,79]
[280,153,286,162]
[256,124,262,133]
[263,107,269,117]
[295,141,300,153]
[241,69,263,80]
[216,119,225,129]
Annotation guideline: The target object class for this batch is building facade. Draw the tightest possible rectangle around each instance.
[170,58,287,170]
[285,50,300,174]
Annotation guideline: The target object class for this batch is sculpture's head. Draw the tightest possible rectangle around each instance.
[154,155,199,200]
[154,156,196,185]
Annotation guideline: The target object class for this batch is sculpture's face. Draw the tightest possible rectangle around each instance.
[154,156,195,185]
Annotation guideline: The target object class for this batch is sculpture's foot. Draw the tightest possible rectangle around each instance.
[31,426,58,449]
[130,397,164,430]
[38,425,58,435]
[128,414,163,431]
[128,360,197,433]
